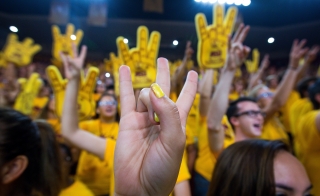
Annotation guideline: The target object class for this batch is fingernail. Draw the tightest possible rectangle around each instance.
[151,83,165,98]
[154,112,160,123]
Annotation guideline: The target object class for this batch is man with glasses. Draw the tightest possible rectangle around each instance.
[207,38,310,156]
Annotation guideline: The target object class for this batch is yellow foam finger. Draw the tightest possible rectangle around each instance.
[66,23,75,38]
[138,26,149,61]
[224,7,238,35]
[195,6,237,69]
[195,14,208,40]
[75,29,84,45]
[14,73,43,115]
[214,4,224,28]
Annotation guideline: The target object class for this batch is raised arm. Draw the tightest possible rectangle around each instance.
[248,54,269,90]
[263,40,309,121]
[207,24,250,154]
[198,69,214,117]
[61,44,106,160]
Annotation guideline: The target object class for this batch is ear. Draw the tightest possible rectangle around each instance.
[96,107,100,114]
[230,116,240,128]
[1,156,28,184]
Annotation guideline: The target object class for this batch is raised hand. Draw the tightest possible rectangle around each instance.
[46,45,98,121]
[305,45,319,64]
[2,34,41,67]
[225,24,251,71]
[51,23,83,65]
[195,4,237,69]
[114,58,198,196]
[116,26,161,89]
[245,48,260,73]
[289,39,309,69]
[13,73,42,115]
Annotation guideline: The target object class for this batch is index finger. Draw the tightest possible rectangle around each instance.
[138,26,148,59]
[214,4,224,27]
[119,65,136,116]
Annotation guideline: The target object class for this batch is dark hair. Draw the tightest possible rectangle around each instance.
[308,79,320,110]
[59,143,73,162]
[297,77,318,98]
[226,97,257,129]
[208,140,289,196]
[95,92,120,122]
[0,108,63,196]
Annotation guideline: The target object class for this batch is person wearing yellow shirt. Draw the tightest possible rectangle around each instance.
[247,40,311,145]
[289,77,317,136]
[59,143,94,196]
[295,79,320,196]
[76,92,119,195]
[207,27,308,195]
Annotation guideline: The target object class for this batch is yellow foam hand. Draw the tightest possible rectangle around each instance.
[52,23,84,64]
[46,66,98,121]
[3,34,41,66]
[14,73,43,115]
[116,26,161,89]
[110,52,123,96]
[195,4,237,69]
[245,48,260,73]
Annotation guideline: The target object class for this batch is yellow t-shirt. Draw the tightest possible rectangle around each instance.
[93,93,101,102]
[59,180,94,196]
[76,120,118,195]
[289,98,313,137]
[228,92,239,102]
[186,93,201,138]
[295,111,320,196]
[261,116,289,145]
[194,116,234,181]
[31,96,49,119]
[279,91,300,133]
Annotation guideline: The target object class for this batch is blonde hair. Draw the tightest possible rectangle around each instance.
[247,84,267,99]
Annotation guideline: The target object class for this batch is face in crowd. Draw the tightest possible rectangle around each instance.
[230,100,264,138]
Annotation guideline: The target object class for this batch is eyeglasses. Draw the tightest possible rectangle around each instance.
[234,110,266,118]
[99,100,117,106]
[257,92,274,100]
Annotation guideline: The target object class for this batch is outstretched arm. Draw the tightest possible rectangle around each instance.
[198,69,214,117]
[263,40,309,121]
[61,44,106,160]
[207,24,250,154]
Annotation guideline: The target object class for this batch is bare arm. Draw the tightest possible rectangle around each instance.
[61,45,106,160]
[315,112,320,134]
[207,24,251,153]
[173,181,191,196]
[248,54,269,90]
[186,144,197,172]
[263,40,309,121]
[198,69,214,117]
